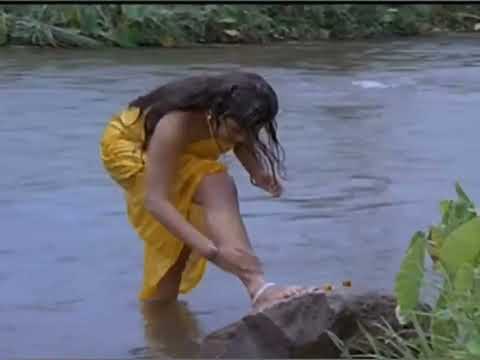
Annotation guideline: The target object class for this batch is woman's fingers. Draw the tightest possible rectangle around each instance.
[269,182,283,197]
[251,173,283,197]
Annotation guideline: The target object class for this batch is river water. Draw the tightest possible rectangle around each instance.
[1,36,480,358]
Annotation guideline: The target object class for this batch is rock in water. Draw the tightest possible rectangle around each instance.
[199,290,399,358]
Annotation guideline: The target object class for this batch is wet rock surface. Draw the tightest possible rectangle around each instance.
[199,290,400,358]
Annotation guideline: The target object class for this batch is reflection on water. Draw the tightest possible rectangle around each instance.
[138,301,203,359]
[1,36,480,358]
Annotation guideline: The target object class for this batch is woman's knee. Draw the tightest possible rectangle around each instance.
[194,172,238,206]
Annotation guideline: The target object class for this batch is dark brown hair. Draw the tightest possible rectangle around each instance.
[129,71,285,182]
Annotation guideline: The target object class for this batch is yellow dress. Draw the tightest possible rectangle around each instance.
[100,107,233,300]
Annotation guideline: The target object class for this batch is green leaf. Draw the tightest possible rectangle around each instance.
[467,336,480,356]
[101,22,138,47]
[218,16,237,25]
[395,231,426,318]
[442,201,476,236]
[435,308,452,321]
[381,12,395,23]
[50,25,101,47]
[456,181,474,206]
[431,285,458,352]
[454,263,475,294]
[438,183,477,238]
[440,200,451,220]
[439,217,480,276]
[43,24,57,47]
[428,225,446,261]
[77,6,102,35]
[121,4,148,23]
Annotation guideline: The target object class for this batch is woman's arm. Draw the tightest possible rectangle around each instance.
[144,112,217,259]
[145,113,264,279]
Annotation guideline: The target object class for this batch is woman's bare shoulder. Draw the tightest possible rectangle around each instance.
[148,110,206,154]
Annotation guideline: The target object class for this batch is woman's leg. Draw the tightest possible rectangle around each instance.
[194,172,313,311]
[147,245,191,303]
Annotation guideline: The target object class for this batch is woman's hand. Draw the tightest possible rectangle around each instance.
[250,171,283,198]
[234,145,283,198]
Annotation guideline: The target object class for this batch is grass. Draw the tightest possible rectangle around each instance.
[1,4,480,48]
[349,274,480,360]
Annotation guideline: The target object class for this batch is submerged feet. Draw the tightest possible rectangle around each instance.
[251,282,322,313]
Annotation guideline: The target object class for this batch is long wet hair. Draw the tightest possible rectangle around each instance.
[129,71,286,183]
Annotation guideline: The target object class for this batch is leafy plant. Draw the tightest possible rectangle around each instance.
[3,4,480,48]
[348,265,480,360]
[395,182,478,319]
[389,182,480,358]
[331,183,480,360]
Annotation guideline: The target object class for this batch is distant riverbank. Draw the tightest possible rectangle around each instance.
[1,4,480,48]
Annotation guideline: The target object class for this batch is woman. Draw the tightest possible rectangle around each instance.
[100,71,314,312]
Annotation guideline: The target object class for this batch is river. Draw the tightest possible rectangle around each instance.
[1,36,480,358]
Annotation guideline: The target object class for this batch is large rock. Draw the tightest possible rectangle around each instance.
[199,290,400,358]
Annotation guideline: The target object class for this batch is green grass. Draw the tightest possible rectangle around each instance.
[1,4,480,48]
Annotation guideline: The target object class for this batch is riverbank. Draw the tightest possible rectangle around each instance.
[1,4,480,48]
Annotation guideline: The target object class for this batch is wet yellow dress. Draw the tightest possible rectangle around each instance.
[100,107,233,300]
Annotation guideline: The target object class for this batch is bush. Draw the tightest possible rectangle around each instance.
[1,4,480,48]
